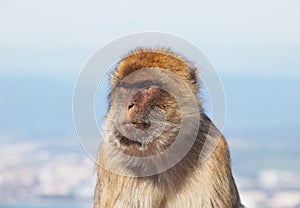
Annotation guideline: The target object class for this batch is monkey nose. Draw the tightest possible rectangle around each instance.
[128,102,137,120]
[128,103,135,111]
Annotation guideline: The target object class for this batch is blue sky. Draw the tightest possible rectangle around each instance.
[0,0,299,77]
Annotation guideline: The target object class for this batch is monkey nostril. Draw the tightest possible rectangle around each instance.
[128,103,135,110]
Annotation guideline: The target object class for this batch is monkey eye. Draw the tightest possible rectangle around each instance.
[119,82,131,89]
[140,80,154,88]
[137,80,157,88]
[118,80,162,90]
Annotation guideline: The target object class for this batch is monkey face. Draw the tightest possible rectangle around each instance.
[109,69,172,154]
[106,66,201,158]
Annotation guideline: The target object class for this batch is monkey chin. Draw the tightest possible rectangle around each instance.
[111,126,154,154]
[109,118,179,158]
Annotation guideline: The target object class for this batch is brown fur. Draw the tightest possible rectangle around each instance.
[94,48,243,208]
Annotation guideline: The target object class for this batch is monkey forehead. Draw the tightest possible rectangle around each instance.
[119,69,152,83]
[117,67,167,84]
[113,48,198,83]
[114,67,191,92]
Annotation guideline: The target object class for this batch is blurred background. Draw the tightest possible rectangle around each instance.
[0,0,299,207]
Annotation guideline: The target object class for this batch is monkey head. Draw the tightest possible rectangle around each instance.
[105,49,202,157]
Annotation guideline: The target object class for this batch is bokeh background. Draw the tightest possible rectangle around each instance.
[0,0,299,207]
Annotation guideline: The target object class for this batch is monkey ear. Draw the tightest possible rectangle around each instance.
[110,74,120,87]
[189,69,197,83]
[187,67,199,88]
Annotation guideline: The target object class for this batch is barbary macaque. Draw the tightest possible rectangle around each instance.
[94,48,244,208]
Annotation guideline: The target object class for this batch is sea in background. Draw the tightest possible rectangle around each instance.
[0,73,299,208]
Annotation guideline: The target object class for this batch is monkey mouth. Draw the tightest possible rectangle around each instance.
[119,135,143,146]
[112,121,155,149]
[123,121,151,130]
[114,129,144,147]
